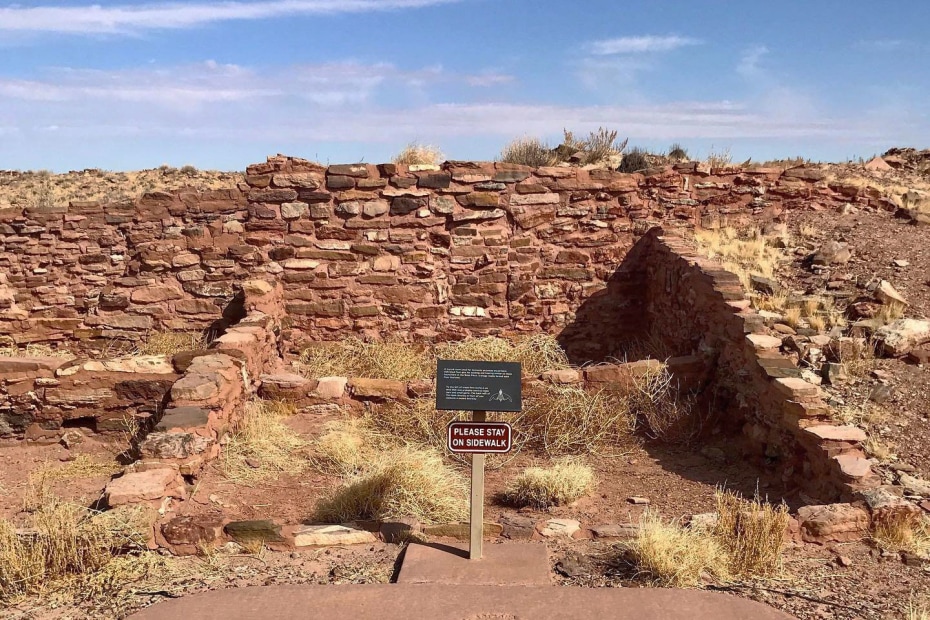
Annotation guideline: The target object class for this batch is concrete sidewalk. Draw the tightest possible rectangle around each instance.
[130,584,797,620]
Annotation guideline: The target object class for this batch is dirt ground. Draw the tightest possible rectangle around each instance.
[3,405,928,620]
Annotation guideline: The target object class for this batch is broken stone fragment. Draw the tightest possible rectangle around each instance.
[796,503,870,543]
[875,280,908,306]
[104,468,184,507]
[538,518,580,538]
[293,524,377,547]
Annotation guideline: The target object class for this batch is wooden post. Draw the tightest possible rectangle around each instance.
[469,410,487,560]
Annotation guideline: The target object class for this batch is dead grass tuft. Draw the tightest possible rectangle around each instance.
[907,594,930,620]
[222,399,306,483]
[713,489,789,578]
[134,330,207,356]
[436,334,569,377]
[499,137,558,168]
[297,337,432,381]
[877,301,907,324]
[864,434,896,462]
[310,418,382,477]
[872,512,930,557]
[0,500,149,601]
[628,365,698,443]
[503,458,595,509]
[625,491,788,587]
[693,227,783,290]
[314,445,468,524]
[627,512,729,587]
[298,334,569,381]
[0,343,74,358]
[392,142,443,166]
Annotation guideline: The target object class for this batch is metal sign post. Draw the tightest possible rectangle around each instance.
[436,360,521,561]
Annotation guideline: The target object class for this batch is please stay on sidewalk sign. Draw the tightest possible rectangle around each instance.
[436,359,521,560]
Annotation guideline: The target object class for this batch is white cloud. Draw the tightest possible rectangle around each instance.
[737,45,769,78]
[464,73,515,87]
[589,35,701,55]
[0,0,462,35]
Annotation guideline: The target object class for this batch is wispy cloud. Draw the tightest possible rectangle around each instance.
[588,35,701,55]
[0,0,462,35]
[737,45,769,79]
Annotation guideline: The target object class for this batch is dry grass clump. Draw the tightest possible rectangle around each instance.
[627,365,697,442]
[907,594,930,620]
[864,435,896,462]
[436,334,569,377]
[625,490,788,587]
[297,334,569,381]
[222,399,306,483]
[712,490,790,578]
[877,300,907,324]
[297,337,432,381]
[500,137,558,168]
[134,330,207,356]
[627,512,729,587]
[693,227,783,290]
[24,455,124,513]
[0,500,149,601]
[503,458,595,509]
[521,385,635,455]
[392,142,443,166]
[872,512,930,557]
[704,146,733,168]
[0,343,74,358]
[311,418,382,477]
[314,445,468,524]
[618,147,650,173]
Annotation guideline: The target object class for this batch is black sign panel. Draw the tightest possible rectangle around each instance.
[435,360,522,412]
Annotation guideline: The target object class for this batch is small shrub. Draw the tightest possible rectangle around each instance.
[798,223,819,239]
[499,137,557,168]
[392,142,443,166]
[314,446,468,524]
[576,127,626,165]
[712,490,789,578]
[627,512,729,587]
[179,165,198,175]
[872,512,930,556]
[668,143,689,161]
[222,399,306,483]
[522,385,635,455]
[864,435,895,462]
[134,331,207,356]
[618,147,650,173]
[503,458,595,509]
[877,301,906,324]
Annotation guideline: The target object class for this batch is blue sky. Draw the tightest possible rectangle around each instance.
[0,0,927,171]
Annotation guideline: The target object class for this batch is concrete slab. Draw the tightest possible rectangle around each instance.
[129,584,798,620]
[397,542,550,586]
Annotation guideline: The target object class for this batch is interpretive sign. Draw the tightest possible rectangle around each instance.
[447,421,513,454]
[435,360,522,413]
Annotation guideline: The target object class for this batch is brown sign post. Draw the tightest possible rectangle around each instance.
[436,360,521,560]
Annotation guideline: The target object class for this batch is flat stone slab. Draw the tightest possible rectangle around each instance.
[130,584,798,620]
[397,542,551,586]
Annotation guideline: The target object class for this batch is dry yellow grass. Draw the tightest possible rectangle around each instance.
[626,491,788,587]
[298,334,569,381]
[0,343,74,358]
[436,334,569,377]
[626,365,697,443]
[503,459,595,509]
[24,456,123,513]
[908,594,930,620]
[310,418,382,477]
[134,330,207,356]
[392,142,443,166]
[877,301,907,324]
[221,399,306,483]
[864,435,895,462]
[628,512,729,587]
[499,137,558,168]
[0,500,150,601]
[297,337,432,381]
[808,314,826,332]
[872,512,930,557]
[313,446,468,524]
[798,223,820,239]
[783,306,802,328]
[712,490,789,578]
[693,226,783,290]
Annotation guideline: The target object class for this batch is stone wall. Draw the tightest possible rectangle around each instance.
[0,155,881,358]
[632,230,879,501]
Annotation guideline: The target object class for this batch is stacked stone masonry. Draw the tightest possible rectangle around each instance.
[0,156,890,357]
